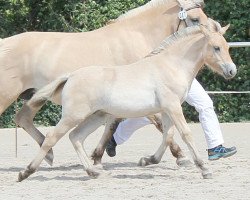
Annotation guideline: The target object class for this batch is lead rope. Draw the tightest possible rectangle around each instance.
[15,100,18,158]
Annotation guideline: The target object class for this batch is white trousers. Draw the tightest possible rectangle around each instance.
[113,79,224,149]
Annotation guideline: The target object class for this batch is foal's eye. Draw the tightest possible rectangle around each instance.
[214,46,220,52]
[191,18,199,24]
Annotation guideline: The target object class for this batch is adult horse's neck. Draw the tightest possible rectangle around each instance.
[106,0,179,51]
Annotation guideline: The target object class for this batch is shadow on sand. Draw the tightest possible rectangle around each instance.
[1,161,180,182]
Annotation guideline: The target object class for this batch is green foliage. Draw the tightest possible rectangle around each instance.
[0,0,249,127]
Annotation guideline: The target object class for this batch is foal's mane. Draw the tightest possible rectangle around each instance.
[109,0,204,24]
[147,26,202,57]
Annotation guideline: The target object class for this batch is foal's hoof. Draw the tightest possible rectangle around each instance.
[17,171,26,182]
[17,165,36,182]
[202,171,213,179]
[176,157,193,167]
[91,148,103,165]
[86,169,100,178]
[17,170,33,182]
[44,149,54,166]
[93,158,102,166]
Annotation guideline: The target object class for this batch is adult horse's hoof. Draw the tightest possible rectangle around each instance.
[86,168,100,178]
[44,149,54,166]
[138,157,148,166]
[176,156,193,167]
[138,156,159,166]
[91,149,103,166]
[86,164,106,178]
[202,171,213,179]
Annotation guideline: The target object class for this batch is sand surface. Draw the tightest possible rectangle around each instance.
[0,123,249,200]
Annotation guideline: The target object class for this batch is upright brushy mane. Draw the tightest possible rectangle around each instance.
[147,25,202,57]
[110,0,204,23]
[115,0,171,22]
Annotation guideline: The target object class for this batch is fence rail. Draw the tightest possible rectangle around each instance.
[228,42,250,48]
[207,91,250,94]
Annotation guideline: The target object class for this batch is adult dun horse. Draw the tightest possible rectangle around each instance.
[1,0,206,165]
[17,24,237,182]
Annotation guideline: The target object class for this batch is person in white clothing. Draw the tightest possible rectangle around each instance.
[106,79,237,160]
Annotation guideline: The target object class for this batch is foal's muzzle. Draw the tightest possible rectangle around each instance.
[222,63,237,79]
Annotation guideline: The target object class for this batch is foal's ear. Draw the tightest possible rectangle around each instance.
[207,18,222,32]
[220,24,230,35]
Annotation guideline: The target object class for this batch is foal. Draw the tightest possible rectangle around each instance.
[17,25,236,182]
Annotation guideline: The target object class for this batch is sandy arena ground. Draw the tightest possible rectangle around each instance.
[0,122,249,200]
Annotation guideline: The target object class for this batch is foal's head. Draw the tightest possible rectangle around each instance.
[201,20,237,79]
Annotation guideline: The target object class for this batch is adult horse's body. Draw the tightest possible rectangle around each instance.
[2,0,206,165]
[17,25,237,182]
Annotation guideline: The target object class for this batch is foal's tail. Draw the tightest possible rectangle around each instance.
[28,75,70,107]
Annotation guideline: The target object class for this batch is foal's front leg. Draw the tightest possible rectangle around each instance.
[165,103,212,179]
[69,112,109,177]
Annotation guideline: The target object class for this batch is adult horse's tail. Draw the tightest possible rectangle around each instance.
[28,75,70,107]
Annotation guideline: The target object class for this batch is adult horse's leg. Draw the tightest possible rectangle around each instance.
[138,126,191,167]
[138,114,173,166]
[91,117,123,165]
[15,102,54,166]
[69,112,108,177]
[146,114,191,167]
[92,114,189,166]
[18,116,77,182]
[164,102,212,179]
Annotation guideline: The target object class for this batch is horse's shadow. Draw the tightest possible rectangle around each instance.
[103,161,179,171]
[0,164,83,173]
[1,161,179,182]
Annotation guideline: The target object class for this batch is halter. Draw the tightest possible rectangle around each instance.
[176,3,202,31]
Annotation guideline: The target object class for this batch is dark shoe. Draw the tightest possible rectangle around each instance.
[208,145,237,160]
[106,136,117,157]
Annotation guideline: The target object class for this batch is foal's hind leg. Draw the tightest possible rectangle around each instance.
[69,112,108,178]
[18,117,77,182]
[15,102,54,166]
[147,114,191,167]
[91,117,123,165]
